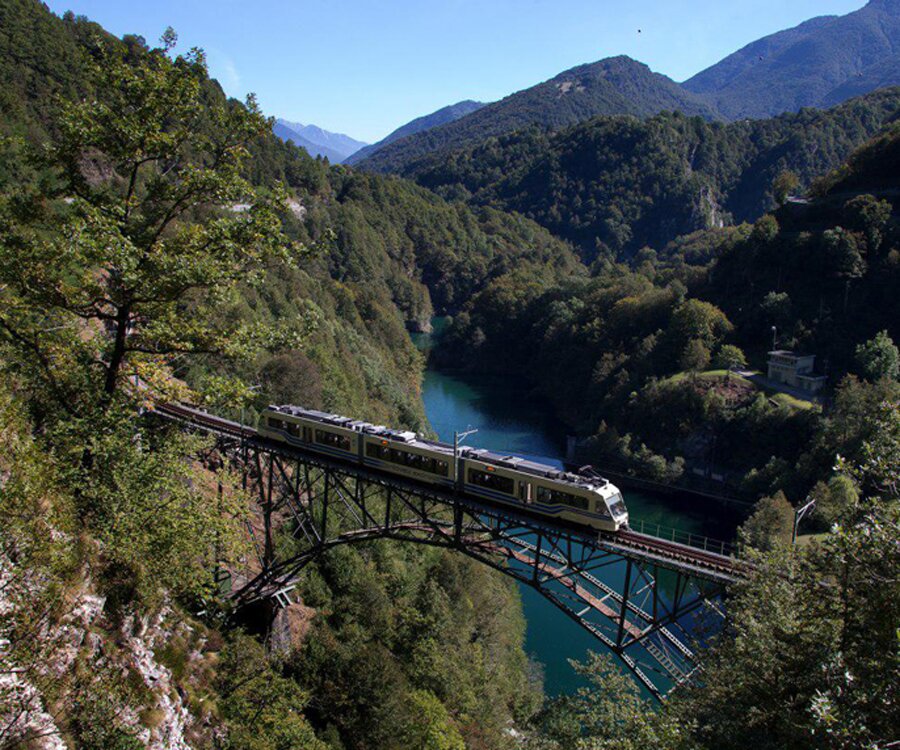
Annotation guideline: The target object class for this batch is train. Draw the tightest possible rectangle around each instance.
[258,404,629,533]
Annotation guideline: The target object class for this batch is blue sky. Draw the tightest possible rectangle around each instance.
[44,0,867,143]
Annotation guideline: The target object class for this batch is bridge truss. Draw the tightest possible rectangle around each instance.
[186,420,740,702]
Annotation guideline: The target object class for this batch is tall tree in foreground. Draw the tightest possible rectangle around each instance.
[0,30,310,601]
[0,29,323,747]
[0,29,304,419]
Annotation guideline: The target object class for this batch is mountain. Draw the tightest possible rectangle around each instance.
[273,119,367,161]
[408,88,900,257]
[354,55,719,174]
[271,121,344,162]
[685,0,900,119]
[345,100,484,165]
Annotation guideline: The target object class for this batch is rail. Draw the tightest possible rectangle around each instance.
[155,401,746,581]
[629,520,734,558]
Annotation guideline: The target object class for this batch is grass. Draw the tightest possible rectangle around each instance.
[664,369,820,411]
[666,369,754,384]
[771,392,817,410]
[664,369,759,388]
[796,531,830,547]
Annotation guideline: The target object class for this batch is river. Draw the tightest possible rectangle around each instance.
[413,321,743,696]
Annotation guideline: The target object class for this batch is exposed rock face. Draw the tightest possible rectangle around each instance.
[270,600,317,656]
[286,197,307,220]
[696,185,726,230]
[1,558,201,750]
[123,609,194,750]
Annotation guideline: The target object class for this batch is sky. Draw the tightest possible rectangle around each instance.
[44,0,868,143]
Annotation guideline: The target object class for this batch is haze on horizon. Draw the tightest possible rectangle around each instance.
[44,0,867,143]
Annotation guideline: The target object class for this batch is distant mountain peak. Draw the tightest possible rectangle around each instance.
[685,0,900,119]
[354,55,718,173]
[273,119,367,162]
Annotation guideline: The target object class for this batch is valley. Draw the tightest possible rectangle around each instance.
[0,1,897,748]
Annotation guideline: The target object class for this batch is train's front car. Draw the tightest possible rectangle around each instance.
[598,482,629,530]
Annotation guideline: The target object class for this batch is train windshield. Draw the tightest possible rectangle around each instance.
[607,492,627,518]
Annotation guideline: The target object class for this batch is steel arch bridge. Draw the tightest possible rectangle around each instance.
[160,402,745,701]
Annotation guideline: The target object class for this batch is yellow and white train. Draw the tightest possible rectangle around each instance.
[258,405,629,532]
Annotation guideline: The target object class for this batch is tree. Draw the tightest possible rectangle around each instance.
[217,634,326,750]
[854,330,899,382]
[673,403,900,750]
[670,299,733,348]
[528,652,682,750]
[751,214,780,245]
[841,194,891,254]
[772,169,800,206]
[680,338,711,373]
[0,34,301,600]
[739,490,794,552]
[396,691,465,750]
[713,344,747,371]
[822,227,866,313]
[758,291,792,330]
[811,474,859,526]
[0,31,304,420]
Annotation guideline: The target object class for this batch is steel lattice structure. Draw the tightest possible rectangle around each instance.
[197,425,739,701]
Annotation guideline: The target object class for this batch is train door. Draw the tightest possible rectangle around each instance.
[518,481,532,504]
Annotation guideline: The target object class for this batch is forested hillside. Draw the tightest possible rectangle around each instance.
[345,100,484,165]
[355,55,718,174]
[0,0,579,428]
[407,89,900,258]
[438,126,900,502]
[0,3,574,748]
[1,3,897,750]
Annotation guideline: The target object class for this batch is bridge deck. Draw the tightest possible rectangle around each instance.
[156,401,746,583]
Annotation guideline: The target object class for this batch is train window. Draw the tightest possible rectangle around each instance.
[366,442,388,459]
[608,492,627,517]
[468,469,515,495]
[367,443,449,476]
[267,417,285,430]
[287,422,300,437]
[537,486,588,510]
[314,429,352,451]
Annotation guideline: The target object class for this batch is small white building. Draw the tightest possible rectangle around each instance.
[767,351,827,393]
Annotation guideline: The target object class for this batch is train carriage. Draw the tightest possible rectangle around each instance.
[258,405,628,533]
[361,433,455,488]
[459,451,625,531]
[262,408,360,458]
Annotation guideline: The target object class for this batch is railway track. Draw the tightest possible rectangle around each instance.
[155,400,746,581]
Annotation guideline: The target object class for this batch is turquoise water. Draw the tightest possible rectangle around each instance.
[414,323,741,696]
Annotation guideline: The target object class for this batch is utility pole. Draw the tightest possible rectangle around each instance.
[453,427,478,489]
[241,384,262,459]
[792,496,817,545]
[771,325,778,351]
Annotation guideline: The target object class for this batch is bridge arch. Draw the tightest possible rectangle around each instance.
[161,403,739,700]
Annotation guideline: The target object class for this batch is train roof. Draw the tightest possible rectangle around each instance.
[266,405,616,494]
